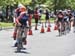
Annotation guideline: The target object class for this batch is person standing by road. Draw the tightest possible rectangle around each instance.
[34,8,39,30]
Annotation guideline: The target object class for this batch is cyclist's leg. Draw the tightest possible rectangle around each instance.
[58,21,62,36]
[23,27,28,45]
[73,22,75,32]
[73,17,75,32]
[68,20,71,31]
[13,24,18,40]
[65,20,69,34]
[69,18,71,31]
[28,19,31,30]
[13,25,19,47]
[60,23,62,34]
[16,26,23,52]
[59,19,65,36]
[56,21,59,33]
[61,19,65,34]
[63,21,66,34]
[60,20,65,35]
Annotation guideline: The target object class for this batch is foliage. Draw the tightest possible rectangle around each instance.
[0,0,75,10]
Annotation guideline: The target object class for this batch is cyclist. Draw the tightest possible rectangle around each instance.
[15,6,29,52]
[13,8,21,40]
[13,4,26,40]
[66,9,72,31]
[56,10,64,36]
[72,10,75,32]
[63,10,70,34]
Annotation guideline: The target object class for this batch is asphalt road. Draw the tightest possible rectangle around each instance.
[0,23,75,56]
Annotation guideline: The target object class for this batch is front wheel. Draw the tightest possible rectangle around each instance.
[17,38,23,52]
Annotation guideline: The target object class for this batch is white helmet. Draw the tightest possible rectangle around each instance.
[67,9,71,12]
[59,10,62,12]
[18,3,25,8]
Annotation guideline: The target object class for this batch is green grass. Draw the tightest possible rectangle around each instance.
[0,14,54,27]
[31,14,54,23]
[0,22,13,27]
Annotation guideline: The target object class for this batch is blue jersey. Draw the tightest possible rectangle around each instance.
[19,13,29,25]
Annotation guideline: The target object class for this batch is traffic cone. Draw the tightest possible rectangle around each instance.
[54,25,58,30]
[47,21,51,32]
[47,24,51,32]
[28,14,33,35]
[28,29,33,35]
[40,23,45,33]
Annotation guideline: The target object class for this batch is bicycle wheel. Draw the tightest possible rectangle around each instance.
[16,27,23,52]
[58,22,62,36]
[17,38,23,52]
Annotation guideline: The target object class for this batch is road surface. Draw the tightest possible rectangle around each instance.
[0,23,75,56]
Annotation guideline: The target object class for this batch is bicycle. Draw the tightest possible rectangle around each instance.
[16,25,28,52]
[63,17,70,34]
[73,17,75,32]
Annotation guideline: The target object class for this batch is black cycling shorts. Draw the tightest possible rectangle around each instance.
[45,16,49,20]
[58,18,63,22]
[35,18,38,23]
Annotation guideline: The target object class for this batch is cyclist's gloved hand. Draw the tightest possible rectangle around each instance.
[18,23,22,26]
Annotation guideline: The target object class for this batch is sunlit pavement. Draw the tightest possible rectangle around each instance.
[0,23,75,56]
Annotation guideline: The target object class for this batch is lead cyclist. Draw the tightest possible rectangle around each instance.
[15,7,29,52]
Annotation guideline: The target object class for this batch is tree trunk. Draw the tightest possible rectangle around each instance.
[6,5,9,22]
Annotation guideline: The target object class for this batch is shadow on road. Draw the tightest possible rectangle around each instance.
[15,51,30,54]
